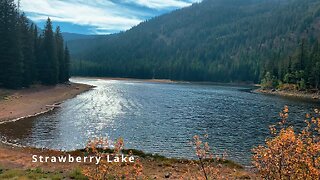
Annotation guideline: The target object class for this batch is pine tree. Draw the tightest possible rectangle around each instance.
[0,1,70,89]
[39,18,58,85]
[0,0,23,88]
[55,26,65,83]
[33,26,41,81]
[309,41,320,89]
[19,14,36,87]
[63,45,70,82]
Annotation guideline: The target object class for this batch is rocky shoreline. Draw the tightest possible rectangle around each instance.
[254,88,320,101]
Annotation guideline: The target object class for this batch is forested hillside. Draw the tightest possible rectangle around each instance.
[0,0,70,89]
[70,0,320,89]
[62,33,99,42]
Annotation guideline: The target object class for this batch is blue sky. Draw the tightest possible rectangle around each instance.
[20,0,201,35]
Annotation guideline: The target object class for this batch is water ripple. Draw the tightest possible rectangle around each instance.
[0,78,318,166]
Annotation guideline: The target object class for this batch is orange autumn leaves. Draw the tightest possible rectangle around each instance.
[82,105,320,179]
[82,138,144,180]
[252,106,320,179]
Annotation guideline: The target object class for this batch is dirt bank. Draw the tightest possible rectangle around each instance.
[0,144,258,179]
[0,83,93,123]
[254,88,320,102]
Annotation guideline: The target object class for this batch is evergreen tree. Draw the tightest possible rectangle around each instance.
[19,14,36,87]
[68,0,320,88]
[55,26,65,83]
[0,0,23,88]
[33,26,41,81]
[63,45,70,82]
[0,1,71,89]
[39,18,58,85]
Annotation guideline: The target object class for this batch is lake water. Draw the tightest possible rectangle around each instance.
[0,78,318,166]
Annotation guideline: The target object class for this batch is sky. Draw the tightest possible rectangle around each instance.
[19,0,201,35]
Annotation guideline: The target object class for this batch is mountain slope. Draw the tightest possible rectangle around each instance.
[62,32,100,42]
[69,0,320,83]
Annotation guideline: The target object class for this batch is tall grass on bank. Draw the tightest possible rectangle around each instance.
[252,106,320,179]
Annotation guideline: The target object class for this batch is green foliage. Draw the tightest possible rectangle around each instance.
[261,72,278,89]
[0,0,23,89]
[69,168,88,180]
[276,38,320,90]
[0,168,64,180]
[56,26,65,83]
[298,78,306,90]
[39,18,58,85]
[63,45,71,82]
[0,1,70,89]
[284,73,295,84]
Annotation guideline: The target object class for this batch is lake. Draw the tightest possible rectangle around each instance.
[0,78,318,166]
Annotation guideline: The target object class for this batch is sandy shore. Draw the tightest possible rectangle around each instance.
[0,83,93,123]
[254,88,320,101]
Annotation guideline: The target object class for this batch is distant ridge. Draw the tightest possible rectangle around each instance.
[62,32,101,42]
[69,0,320,85]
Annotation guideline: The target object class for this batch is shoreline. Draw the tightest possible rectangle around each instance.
[0,103,59,125]
[73,76,180,84]
[0,82,94,123]
[0,144,257,179]
[0,77,258,178]
[254,88,320,102]
[73,76,256,87]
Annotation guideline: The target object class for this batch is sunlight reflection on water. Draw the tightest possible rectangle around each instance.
[0,78,319,166]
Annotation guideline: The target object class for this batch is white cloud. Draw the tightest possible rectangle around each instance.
[20,0,145,33]
[20,0,201,34]
[124,0,189,9]
[124,0,201,9]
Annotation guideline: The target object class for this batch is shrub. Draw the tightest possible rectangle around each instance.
[183,134,229,180]
[69,168,88,180]
[261,72,278,89]
[252,106,320,179]
[277,83,297,91]
[298,78,306,90]
[82,137,144,180]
